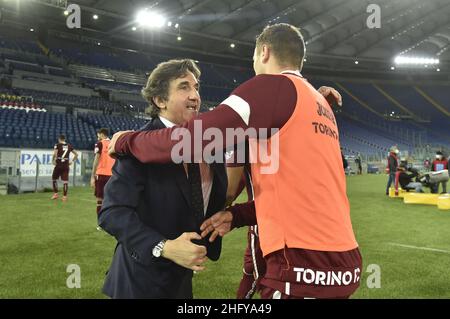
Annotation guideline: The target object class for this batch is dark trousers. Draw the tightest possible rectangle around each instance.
[386,173,396,194]
[431,182,448,194]
[175,271,193,299]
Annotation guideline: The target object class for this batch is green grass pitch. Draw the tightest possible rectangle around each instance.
[1,174,449,298]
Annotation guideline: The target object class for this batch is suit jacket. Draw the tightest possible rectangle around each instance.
[99,117,227,299]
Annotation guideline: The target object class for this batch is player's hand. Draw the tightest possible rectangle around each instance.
[108,130,133,156]
[162,232,207,272]
[318,86,342,107]
[200,211,233,242]
[68,161,73,166]
[90,176,95,188]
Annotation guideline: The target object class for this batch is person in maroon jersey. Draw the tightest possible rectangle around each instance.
[107,23,361,299]
[51,134,78,201]
[91,128,115,230]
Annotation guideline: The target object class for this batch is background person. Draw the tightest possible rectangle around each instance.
[90,128,115,230]
[51,134,78,201]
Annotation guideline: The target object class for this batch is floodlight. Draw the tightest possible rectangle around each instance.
[394,55,439,65]
[136,9,166,28]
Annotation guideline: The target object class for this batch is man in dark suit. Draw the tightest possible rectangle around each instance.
[98,59,227,299]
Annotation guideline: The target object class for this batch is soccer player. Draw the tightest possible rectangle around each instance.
[90,128,115,227]
[51,134,78,201]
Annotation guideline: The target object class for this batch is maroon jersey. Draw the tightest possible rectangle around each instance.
[54,143,73,166]
[432,159,448,172]
[94,141,102,155]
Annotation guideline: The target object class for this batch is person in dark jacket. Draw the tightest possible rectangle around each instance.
[99,59,227,298]
[386,146,399,195]
[355,153,362,175]
[394,162,423,195]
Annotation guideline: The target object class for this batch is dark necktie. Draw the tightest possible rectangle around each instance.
[188,163,204,226]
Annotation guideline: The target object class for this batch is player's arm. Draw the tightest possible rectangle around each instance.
[317,86,342,107]
[110,103,248,163]
[52,149,57,166]
[109,75,293,163]
[200,200,257,242]
[90,153,100,187]
[109,76,339,163]
[70,149,79,165]
[226,166,245,207]
[91,142,102,185]
[387,157,392,172]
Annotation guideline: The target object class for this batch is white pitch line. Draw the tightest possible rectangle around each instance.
[388,243,450,255]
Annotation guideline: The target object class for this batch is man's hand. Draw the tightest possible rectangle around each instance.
[162,232,207,272]
[90,176,96,188]
[108,130,133,156]
[318,86,342,107]
[200,211,233,242]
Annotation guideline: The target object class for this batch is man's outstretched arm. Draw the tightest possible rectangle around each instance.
[109,78,342,164]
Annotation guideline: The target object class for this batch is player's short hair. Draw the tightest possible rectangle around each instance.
[97,128,109,136]
[255,23,305,69]
[58,134,66,141]
[142,59,201,118]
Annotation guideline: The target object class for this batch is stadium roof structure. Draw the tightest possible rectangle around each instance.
[1,0,450,78]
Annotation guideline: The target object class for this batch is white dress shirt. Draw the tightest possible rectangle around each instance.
[159,116,213,215]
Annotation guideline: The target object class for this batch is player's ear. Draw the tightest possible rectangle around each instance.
[261,44,270,64]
